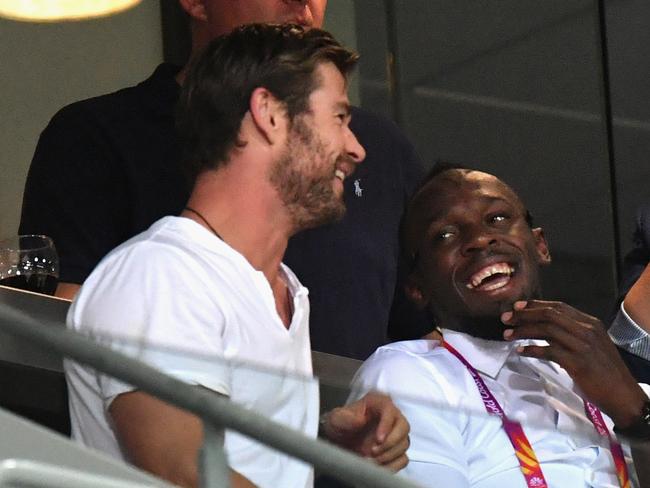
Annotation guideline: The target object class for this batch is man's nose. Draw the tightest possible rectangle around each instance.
[461,228,498,256]
[345,128,366,164]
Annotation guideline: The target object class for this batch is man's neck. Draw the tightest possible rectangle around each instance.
[439,315,508,342]
[185,169,294,286]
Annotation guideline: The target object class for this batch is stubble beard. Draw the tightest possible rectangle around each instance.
[269,117,346,233]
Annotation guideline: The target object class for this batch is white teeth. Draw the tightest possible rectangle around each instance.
[334,169,345,181]
[466,263,515,289]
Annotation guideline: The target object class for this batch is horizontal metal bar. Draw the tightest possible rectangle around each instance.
[0,459,154,488]
[0,303,422,488]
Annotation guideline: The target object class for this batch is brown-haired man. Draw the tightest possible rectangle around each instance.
[65,24,408,488]
[21,0,427,360]
[352,167,649,487]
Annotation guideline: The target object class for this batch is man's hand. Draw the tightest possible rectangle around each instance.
[321,392,409,471]
[501,300,647,428]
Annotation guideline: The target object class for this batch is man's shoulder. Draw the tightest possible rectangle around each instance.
[87,217,248,290]
[354,339,471,403]
[360,340,455,379]
[86,217,190,274]
[46,63,179,129]
[348,106,424,192]
[71,218,222,326]
[349,106,412,148]
[373,339,445,357]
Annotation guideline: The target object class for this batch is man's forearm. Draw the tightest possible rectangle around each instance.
[111,391,257,487]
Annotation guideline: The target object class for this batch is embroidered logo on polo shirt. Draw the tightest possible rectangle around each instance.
[354,179,363,197]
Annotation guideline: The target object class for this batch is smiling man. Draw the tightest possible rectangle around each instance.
[351,166,650,487]
[65,25,409,488]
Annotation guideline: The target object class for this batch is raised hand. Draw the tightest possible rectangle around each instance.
[501,300,647,428]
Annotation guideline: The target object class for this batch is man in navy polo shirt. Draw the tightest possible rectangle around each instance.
[20,0,427,360]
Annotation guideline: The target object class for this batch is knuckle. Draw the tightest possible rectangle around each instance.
[540,307,558,321]
[579,323,601,344]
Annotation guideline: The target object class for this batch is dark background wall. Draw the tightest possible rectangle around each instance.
[348,0,649,320]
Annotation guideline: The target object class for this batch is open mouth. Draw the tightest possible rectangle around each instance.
[334,169,346,182]
[465,262,515,292]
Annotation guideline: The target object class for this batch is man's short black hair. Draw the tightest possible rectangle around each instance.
[176,23,358,182]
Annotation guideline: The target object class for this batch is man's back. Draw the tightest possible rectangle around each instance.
[20,63,426,359]
[20,64,186,285]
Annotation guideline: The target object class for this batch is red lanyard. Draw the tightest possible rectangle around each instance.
[584,401,631,488]
[442,340,630,488]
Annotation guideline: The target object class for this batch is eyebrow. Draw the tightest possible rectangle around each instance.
[424,195,516,225]
[422,196,526,233]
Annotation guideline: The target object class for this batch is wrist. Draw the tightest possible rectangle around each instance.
[614,399,650,440]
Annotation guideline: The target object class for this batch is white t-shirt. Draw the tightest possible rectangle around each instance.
[351,329,647,488]
[65,216,319,488]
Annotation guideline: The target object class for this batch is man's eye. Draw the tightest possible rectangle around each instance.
[430,225,458,245]
[490,214,509,224]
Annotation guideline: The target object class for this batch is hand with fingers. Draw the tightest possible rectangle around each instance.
[501,300,648,429]
[321,392,410,471]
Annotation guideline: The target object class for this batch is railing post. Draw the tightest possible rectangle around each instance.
[199,421,229,488]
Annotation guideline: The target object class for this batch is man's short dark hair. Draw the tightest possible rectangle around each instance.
[177,23,359,181]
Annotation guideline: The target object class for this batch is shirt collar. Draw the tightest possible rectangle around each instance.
[440,328,560,378]
[440,328,519,378]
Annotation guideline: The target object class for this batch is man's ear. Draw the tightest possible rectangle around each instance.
[249,87,286,145]
[178,0,207,22]
[532,227,552,266]
[405,277,429,310]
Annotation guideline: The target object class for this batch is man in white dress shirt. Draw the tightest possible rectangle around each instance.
[65,24,409,488]
[352,166,650,487]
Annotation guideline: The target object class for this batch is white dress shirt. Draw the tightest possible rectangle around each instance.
[609,302,650,360]
[351,329,647,487]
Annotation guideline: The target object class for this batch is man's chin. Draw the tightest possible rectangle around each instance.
[451,315,509,341]
[294,202,346,232]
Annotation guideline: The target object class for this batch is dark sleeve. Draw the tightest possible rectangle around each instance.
[385,124,434,341]
[618,204,650,300]
[19,105,130,284]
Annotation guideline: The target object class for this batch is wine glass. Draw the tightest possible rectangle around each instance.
[0,235,59,295]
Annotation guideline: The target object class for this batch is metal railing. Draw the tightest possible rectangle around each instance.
[0,302,421,488]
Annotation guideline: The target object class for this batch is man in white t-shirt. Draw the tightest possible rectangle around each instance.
[352,166,650,487]
[65,24,409,488]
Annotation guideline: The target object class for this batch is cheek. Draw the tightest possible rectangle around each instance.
[309,0,327,26]
[419,255,454,291]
